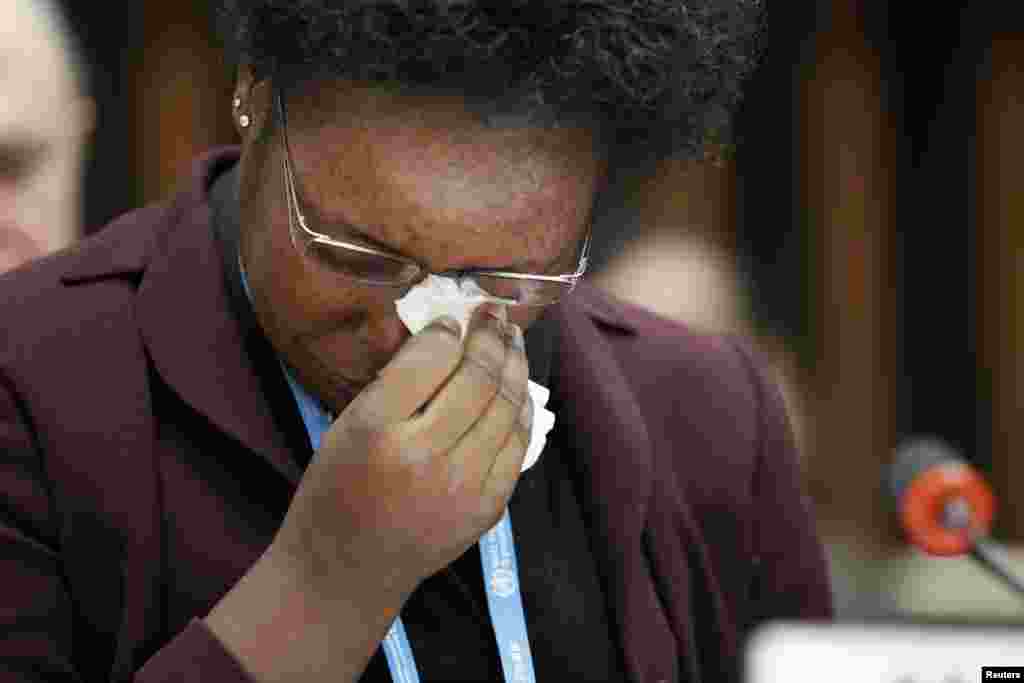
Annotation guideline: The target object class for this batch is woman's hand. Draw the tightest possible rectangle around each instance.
[272,305,532,601]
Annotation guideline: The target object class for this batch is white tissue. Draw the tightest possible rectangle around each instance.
[395,274,555,473]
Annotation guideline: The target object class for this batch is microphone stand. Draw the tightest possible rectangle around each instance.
[970,538,1024,600]
[944,499,1024,600]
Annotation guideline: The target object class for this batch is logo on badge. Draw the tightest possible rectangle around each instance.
[489,567,518,598]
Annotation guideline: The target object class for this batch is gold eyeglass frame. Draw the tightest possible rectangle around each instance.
[275,88,592,306]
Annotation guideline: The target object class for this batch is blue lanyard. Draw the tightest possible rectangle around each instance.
[241,264,537,683]
[282,369,537,683]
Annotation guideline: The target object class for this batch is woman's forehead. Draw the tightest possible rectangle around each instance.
[284,90,598,212]
[269,78,601,271]
[281,76,602,147]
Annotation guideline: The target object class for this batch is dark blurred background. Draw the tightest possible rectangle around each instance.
[58,0,1024,619]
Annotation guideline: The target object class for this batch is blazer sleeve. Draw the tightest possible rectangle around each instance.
[0,375,255,683]
[730,340,834,625]
[0,373,80,681]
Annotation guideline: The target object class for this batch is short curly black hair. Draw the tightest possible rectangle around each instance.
[216,0,764,165]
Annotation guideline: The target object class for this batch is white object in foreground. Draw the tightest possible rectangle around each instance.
[745,622,1024,682]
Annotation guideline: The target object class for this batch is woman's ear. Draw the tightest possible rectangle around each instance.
[232,64,272,138]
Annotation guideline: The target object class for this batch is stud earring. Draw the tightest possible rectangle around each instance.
[232,96,242,110]
[239,113,251,128]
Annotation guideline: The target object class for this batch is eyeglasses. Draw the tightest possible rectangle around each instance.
[275,89,591,307]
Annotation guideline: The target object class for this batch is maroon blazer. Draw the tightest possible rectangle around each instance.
[0,150,831,683]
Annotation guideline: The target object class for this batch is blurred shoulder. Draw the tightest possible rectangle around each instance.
[0,148,236,346]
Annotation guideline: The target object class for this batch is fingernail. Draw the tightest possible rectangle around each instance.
[429,315,463,339]
[508,324,524,350]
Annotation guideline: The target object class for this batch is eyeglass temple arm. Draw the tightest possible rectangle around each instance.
[277,91,418,263]
[459,230,592,283]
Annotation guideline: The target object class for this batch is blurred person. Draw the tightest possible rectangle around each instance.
[588,142,813,459]
[0,3,830,683]
[591,222,812,457]
[0,0,93,272]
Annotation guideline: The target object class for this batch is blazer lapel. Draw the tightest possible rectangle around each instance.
[552,286,680,683]
[133,166,302,485]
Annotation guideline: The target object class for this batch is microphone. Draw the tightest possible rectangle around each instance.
[888,438,995,556]
[887,438,1024,599]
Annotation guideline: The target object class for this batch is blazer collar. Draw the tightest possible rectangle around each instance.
[566,281,639,335]
[134,149,303,483]
[552,284,680,683]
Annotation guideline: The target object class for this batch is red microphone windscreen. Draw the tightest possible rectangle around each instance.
[899,456,994,556]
